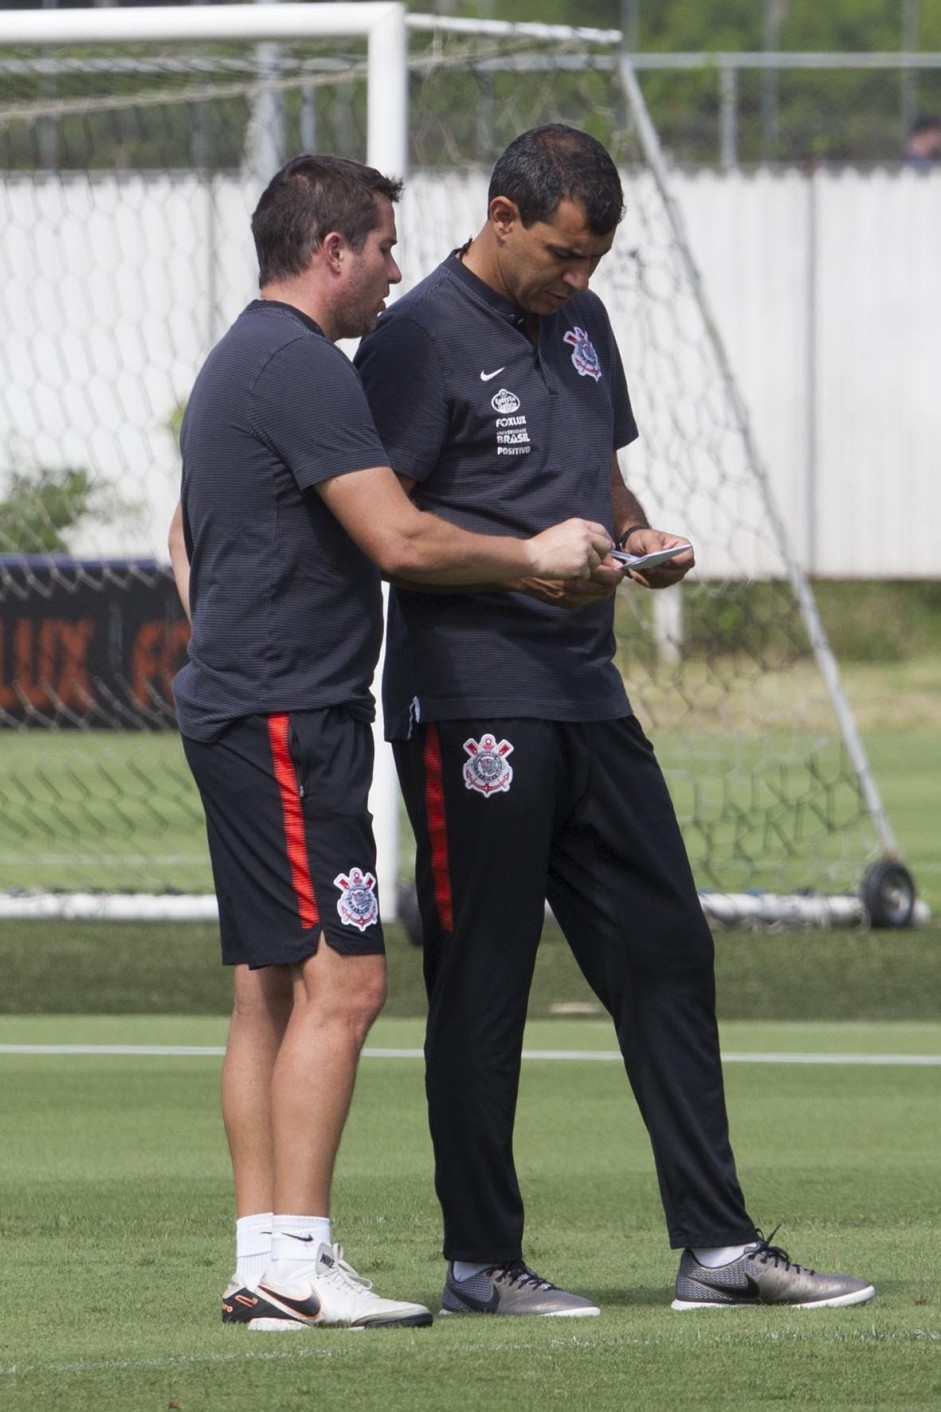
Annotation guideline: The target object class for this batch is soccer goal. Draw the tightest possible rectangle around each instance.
[0,5,919,927]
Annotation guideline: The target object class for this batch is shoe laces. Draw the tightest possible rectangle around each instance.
[319,1243,374,1293]
[750,1226,815,1276]
[488,1261,558,1292]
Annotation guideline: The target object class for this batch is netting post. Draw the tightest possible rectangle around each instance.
[652,588,683,667]
[616,46,901,861]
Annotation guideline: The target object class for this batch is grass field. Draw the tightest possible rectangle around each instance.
[1,651,937,902]
[1,915,941,1021]
[2,631,938,1407]
[1,1014,939,1412]
[0,723,937,904]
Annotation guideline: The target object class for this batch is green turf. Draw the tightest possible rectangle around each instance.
[0,724,935,903]
[1,1016,939,1411]
[0,730,210,893]
[1,916,940,1021]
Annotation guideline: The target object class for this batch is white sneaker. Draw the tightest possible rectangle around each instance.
[249,1243,433,1330]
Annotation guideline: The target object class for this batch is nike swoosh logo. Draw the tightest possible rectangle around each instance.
[697,1273,762,1300]
[284,1232,315,1243]
[480,367,505,381]
[448,1282,501,1313]
[256,1283,323,1320]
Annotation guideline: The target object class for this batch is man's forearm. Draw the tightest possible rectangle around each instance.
[168,500,191,622]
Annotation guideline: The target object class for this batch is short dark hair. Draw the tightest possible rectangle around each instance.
[488,124,624,235]
[251,154,403,287]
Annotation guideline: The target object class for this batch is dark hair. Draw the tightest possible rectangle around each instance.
[909,115,941,136]
[251,154,403,287]
[488,124,623,235]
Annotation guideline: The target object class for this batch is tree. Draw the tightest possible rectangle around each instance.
[0,466,100,554]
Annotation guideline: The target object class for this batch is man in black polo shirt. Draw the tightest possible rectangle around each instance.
[355,125,875,1315]
[170,153,611,1331]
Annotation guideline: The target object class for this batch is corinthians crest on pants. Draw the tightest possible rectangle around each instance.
[334,867,379,931]
[462,734,514,796]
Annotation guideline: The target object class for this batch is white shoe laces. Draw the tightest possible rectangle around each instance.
[320,1243,375,1294]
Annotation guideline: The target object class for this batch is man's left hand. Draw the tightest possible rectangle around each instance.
[620,529,695,589]
[516,559,623,610]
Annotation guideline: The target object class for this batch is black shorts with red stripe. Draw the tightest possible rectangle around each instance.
[182,707,384,967]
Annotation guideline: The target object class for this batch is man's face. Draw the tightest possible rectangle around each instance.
[335,195,402,340]
[493,196,615,316]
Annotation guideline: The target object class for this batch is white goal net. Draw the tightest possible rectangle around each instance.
[0,6,916,925]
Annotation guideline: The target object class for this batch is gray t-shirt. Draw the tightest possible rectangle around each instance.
[174,300,387,741]
[355,257,639,737]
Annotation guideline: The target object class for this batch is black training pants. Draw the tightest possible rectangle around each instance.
[394,715,756,1263]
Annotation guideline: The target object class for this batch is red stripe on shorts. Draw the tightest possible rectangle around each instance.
[267,714,319,930]
[423,723,454,932]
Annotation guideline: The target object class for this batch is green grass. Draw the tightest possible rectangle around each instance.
[1,622,937,1405]
[2,916,940,1021]
[0,655,937,903]
[0,729,210,894]
[1,1015,939,1411]
[0,724,934,902]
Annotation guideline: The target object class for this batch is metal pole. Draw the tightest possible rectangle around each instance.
[762,0,783,158]
[719,61,738,170]
[367,2,407,175]
[901,0,921,135]
[247,1,285,186]
[617,47,901,859]
[620,0,640,54]
[805,168,818,573]
[0,4,410,45]
[39,0,59,169]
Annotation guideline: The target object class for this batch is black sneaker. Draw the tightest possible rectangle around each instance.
[441,1261,600,1317]
[672,1231,875,1310]
[221,1283,282,1325]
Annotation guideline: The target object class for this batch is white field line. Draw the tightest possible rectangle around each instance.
[2,1336,598,1379]
[0,1044,940,1065]
[2,1325,938,1381]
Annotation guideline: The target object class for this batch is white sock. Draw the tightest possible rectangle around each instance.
[452,1261,492,1281]
[234,1211,272,1291]
[692,1243,757,1268]
[266,1214,332,1284]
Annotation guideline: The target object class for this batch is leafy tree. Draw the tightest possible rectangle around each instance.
[0,466,100,554]
[464,0,941,161]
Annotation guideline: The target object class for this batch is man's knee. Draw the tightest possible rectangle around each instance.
[231,962,294,1024]
[345,961,387,1033]
[299,948,387,1039]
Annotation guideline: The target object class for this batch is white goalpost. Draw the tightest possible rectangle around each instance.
[0,6,921,928]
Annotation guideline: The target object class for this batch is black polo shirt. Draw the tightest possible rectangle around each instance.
[174,300,387,742]
[355,256,639,738]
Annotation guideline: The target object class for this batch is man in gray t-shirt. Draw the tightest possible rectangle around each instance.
[169,153,611,1332]
[357,126,875,1316]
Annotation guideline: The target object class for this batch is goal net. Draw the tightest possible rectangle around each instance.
[0,7,915,925]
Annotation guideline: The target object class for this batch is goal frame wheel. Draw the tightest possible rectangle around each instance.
[860,860,916,928]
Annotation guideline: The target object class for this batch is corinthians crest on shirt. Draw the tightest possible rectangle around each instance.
[333,867,379,931]
[462,734,514,796]
[563,325,602,382]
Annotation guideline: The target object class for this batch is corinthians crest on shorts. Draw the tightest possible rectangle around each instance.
[334,867,379,931]
[563,325,602,382]
[462,734,514,796]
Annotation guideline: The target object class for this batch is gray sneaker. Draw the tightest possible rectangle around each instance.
[441,1261,600,1318]
[672,1232,875,1310]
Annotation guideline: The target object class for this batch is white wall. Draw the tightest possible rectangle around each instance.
[673,167,941,578]
[1,166,938,577]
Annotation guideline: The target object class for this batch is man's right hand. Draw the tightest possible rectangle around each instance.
[525,519,612,580]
